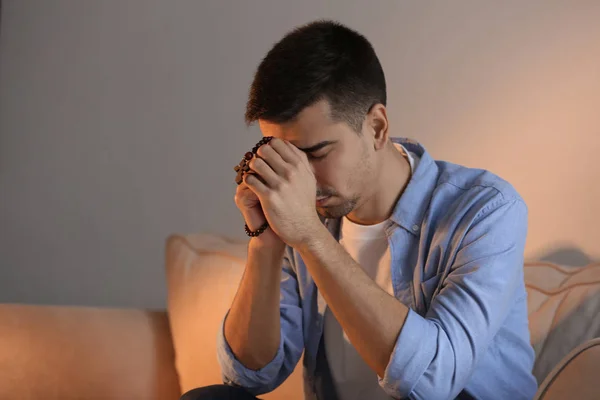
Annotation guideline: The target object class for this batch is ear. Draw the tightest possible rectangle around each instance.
[365,103,389,151]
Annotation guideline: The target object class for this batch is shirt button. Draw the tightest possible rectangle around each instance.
[412,224,420,232]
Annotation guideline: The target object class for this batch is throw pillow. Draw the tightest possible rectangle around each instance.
[165,233,304,400]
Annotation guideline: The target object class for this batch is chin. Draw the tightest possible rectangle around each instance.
[316,200,356,219]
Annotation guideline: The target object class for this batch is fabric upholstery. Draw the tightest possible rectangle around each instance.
[533,338,600,400]
[165,234,304,400]
[523,262,600,382]
[0,304,180,400]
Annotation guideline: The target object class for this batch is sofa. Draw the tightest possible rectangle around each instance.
[0,232,599,399]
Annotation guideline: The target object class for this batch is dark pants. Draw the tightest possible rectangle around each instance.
[180,385,261,400]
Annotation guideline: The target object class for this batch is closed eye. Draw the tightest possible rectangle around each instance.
[307,152,328,160]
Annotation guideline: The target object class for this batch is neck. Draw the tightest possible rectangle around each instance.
[346,140,411,225]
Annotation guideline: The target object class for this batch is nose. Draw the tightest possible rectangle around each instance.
[308,160,318,176]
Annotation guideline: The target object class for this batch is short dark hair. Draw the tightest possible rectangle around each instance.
[245,20,386,133]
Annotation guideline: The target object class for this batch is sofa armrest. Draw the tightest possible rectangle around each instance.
[534,338,600,400]
[0,303,180,400]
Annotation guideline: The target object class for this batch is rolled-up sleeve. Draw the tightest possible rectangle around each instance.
[217,246,304,395]
[379,198,528,399]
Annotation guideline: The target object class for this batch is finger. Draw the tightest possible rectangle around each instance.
[235,180,252,195]
[234,182,254,205]
[268,138,299,165]
[243,172,269,197]
[285,140,310,167]
[248,157,281,188]
[256,141,289,176]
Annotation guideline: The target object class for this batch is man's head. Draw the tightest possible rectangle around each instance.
[246,20,390,219]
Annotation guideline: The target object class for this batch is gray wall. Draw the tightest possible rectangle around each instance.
[1,0,599,309]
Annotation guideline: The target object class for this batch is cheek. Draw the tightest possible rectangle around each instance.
[312,153,354,192]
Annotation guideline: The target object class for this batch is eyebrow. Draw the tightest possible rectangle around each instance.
[297,140,337,153]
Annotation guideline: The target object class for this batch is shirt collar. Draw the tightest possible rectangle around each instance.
[323,137,439,237]
[388,137,439,235]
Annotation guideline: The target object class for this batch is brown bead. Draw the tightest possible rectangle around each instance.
[244,152,253,160]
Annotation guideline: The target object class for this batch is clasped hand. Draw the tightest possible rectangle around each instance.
[243,138,322,248]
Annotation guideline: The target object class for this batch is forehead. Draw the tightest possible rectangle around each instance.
[258,100,348,145]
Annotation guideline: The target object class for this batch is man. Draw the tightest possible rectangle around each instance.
[183,20,537,400]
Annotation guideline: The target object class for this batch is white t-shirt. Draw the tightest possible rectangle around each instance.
[323,143,419,400]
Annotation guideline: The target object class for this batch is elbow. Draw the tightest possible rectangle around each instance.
[380,310,478,399]
[413,387,454,400]
[379,328,471,399]
[379,373,460,400]
[378,375,445,400]
[219,366,281,396]
[230,345,280,372]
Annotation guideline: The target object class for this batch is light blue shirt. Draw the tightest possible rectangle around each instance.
[217,138,538,400]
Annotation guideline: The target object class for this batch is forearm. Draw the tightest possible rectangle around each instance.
[297,226,408,377]
[224,240,285,370]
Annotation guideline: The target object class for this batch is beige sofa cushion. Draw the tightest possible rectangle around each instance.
[0,304,180,400]
[524,262,600,382]
[533,338,600,400]
[165,233,303,400]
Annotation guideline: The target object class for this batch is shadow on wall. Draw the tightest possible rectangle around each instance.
[529,246,598,267]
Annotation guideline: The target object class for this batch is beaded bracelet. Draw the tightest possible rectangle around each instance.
[244,221,269,237]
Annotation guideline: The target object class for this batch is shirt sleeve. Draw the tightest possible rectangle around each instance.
[379,198,529,399]
[217,246,304,395]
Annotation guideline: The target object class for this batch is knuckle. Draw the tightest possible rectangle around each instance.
[272,179,282,190]
[283,166,295,180]
[266,191,278,204]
